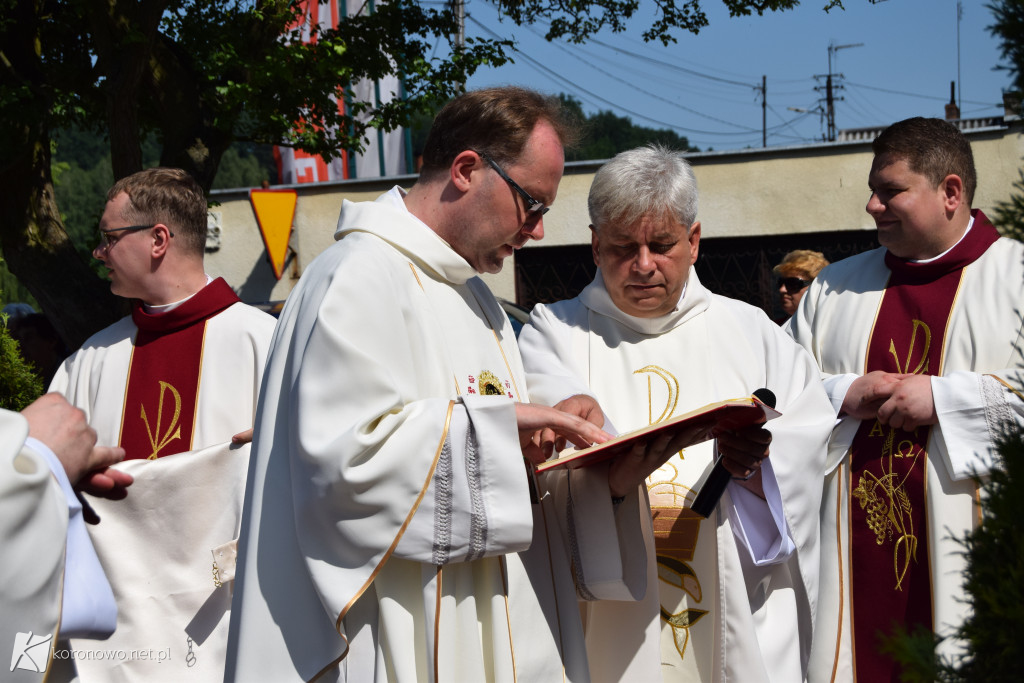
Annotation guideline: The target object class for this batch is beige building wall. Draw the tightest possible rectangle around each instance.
[206,119,1024,305]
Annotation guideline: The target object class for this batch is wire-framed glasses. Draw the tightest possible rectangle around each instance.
[477,151,549,216]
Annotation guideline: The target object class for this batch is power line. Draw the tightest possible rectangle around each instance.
[845,80,999,107]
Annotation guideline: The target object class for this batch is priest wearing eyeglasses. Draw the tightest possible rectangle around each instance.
[48,167,276,682]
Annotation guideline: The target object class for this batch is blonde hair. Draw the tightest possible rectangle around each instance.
[772,250,829,279]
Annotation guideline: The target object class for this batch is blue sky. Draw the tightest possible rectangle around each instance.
[463,0,1012,151]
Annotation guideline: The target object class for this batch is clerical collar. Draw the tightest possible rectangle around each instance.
[132,277,240,335]
[883,209,999,282]
[911,214,974,264]
[143,274,214,315]
[580,268,711,335]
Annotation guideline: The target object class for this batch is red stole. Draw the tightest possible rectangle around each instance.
[849,211,998,681]
[118,278,240,460]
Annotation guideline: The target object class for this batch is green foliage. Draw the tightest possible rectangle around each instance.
[0,315,44,411]
[989,0,1024,98]
[53,156,113,253]
[951,423,1024,682]
[212,145,275,190]
[560,95,698,160]
[0,263,37,309]
[495,0,806,46]
[878,623,949,683]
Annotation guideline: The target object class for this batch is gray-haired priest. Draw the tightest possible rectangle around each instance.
[519,144,835,682]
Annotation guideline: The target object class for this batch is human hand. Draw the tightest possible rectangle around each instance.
[606,419,712,499]
[715,422,773,498]
[23,393,126,486]
[877,374,937,431]
[515,402,612,466]
[76,466,133,500]
[537,395,605,455]
[231,428,254,445]
[840,371,909,420]
[76,466,133,524]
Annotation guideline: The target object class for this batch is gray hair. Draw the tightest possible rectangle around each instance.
[588,144,698,231]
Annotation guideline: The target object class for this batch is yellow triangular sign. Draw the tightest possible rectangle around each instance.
[250,189,297,280]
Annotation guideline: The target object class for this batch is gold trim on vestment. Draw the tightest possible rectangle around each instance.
[498,556,518,681]
[860,274,892,375]
[434,565,443,682]
[490,330,523,401]
[845,461,858,683]
[189,320,208,450]
[408,262,425,291]
[327,400,457,654]
[118,341,137,449]
[829,462,845,683]
[43,539,68,683]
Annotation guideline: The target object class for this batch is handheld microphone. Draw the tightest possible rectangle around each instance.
[690,388,776,519]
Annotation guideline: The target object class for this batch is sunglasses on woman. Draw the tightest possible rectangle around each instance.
[777,277,810,294]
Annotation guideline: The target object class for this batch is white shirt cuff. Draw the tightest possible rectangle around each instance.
[727,460,795,565]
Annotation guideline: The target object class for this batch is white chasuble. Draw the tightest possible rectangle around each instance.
[520,271,834,683]
[786,216,1024,683]
[227,188,630,683]
[48,299,275,683]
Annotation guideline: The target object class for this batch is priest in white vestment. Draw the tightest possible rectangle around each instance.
[1,394,128,681]
[226,88,687,683]
[48,169,276,682]
[785,117,1024,682]
[519,144,835,682]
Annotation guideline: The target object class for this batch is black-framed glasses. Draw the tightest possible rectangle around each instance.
[777,276,811,294]
[97,224,171,248]
[476,151,549,216]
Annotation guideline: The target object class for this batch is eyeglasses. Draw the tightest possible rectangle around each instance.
[477,151,549,216]
[777,276,811,294]
[97,224,173,249]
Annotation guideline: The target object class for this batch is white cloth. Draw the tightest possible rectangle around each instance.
[48,299,275,682]
[0,409,69,681]
[225,187,643,682]
[785,238,1024,682]
[519,270,834,683]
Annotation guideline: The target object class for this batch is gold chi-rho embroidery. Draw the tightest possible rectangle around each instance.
[140,380,183,459]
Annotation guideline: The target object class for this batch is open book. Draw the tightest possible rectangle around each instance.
[535,395,782,473]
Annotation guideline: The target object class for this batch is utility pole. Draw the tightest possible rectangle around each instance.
[761,75,767,148]
[814,41,862,141]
